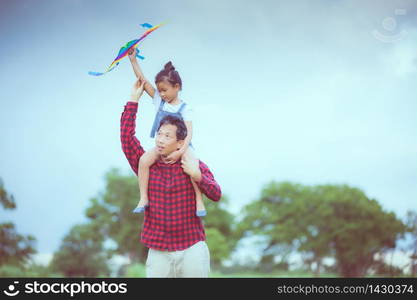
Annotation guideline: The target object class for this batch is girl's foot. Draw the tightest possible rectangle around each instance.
[196,210,207,217]
[196,201,206,217]
[132,198,149,214]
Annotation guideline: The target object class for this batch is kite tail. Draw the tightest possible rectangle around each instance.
[88,63,119,76]
[135,48,145,60]
[88,71,105,76]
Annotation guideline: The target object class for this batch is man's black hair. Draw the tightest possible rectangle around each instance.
[158,115,187,140]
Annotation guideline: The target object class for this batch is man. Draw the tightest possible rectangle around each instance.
[120,79,222,277]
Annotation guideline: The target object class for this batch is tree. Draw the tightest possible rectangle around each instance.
[314,184,406,277]
[236,182,316,273]
[405,210,417,276]
[85,168,147,263]
[0,222,37,267]
[50,168,143,277]
[203,195,236,267]
[0,178,16,209]
[0,178,36,268]
[50,224,110,277]
[237,181,406,277]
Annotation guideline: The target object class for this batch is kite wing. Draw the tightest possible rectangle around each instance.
[89,23,163,76]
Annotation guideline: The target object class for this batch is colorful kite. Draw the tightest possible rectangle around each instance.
[88,23,164,76]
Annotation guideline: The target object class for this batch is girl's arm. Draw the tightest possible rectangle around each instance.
[128,49,155,98]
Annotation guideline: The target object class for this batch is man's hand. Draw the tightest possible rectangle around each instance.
[181,155,201,182]
[130,78,145,102]
[165,150,182,164]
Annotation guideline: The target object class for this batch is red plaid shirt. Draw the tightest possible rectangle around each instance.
[120,101,222,251]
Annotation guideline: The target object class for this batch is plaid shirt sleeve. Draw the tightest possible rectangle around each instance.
[120,101,145,175]
[197,161,222,202]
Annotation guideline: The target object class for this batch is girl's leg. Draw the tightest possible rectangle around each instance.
[184,148,206,217]
[191,180,206,217]
[133,148,159,213]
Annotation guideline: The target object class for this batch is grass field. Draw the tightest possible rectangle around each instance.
[123,264,414,278]
[209,270,338,278]
[123,264,339,278]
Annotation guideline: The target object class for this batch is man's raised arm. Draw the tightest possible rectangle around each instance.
[120,79,146,175]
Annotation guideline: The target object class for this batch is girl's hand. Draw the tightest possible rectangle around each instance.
[128,48,137,60]
[130,78,145,102]
[165,150,182,164]
[181,155,201,182]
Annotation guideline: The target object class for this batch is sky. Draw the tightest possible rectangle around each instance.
[0,0,416,260]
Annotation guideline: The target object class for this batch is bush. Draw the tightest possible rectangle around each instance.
[0,264,61,277]
[370,260,404,277]
[121,263,146,278]
[0,265,26,277]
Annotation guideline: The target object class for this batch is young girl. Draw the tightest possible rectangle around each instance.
[128,49,206,217]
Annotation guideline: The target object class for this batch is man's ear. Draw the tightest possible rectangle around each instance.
[177,139,185,150]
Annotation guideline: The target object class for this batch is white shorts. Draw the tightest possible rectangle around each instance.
[146,241,210,278]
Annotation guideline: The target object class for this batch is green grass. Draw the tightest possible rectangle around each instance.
[209,270,339,278]
[120,264,339,278]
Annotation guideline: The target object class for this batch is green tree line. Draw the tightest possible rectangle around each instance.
[1,173,417,277]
